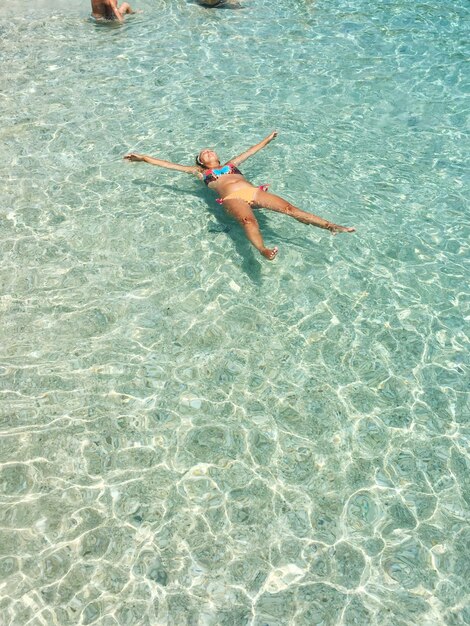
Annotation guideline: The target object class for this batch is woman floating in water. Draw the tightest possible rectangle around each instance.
[124,132,354,260]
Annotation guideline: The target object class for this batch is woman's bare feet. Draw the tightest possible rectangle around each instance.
[326,222,356,234]
[261,246,279,260]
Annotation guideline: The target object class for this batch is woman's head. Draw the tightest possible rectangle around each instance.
[196,149,220,168]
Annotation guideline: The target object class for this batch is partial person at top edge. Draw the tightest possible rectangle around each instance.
[196,0,244,8]
[91,0,134,22]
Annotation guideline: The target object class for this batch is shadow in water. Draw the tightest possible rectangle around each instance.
[161,183,266,285]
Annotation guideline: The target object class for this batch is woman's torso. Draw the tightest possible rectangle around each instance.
[201,163,254,196]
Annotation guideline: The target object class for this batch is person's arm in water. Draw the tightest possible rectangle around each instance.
[228,131,278,166]
[117,2,134,17]
[124,153,200,176]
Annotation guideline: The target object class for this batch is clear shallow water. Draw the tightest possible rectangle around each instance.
[0,0,469,624]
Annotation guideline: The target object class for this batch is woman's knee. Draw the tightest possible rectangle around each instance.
[240,214,259,228]
[282,203,297,216]
[282,203,307,221]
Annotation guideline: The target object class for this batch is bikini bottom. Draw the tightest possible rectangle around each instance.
[216,184,269,206]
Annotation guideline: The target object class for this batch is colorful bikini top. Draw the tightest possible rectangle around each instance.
[202,162,243,186]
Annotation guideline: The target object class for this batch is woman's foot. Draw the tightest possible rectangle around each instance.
[261,246,278,260]
[326,222,355,234]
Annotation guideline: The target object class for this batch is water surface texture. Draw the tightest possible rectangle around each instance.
[1,0,469,624]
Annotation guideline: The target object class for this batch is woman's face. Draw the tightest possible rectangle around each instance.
[198,149,220,168]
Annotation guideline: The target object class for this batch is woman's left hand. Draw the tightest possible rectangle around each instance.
[267,131,278,142]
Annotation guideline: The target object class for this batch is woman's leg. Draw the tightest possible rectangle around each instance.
[223,198,278,260]
[253,190,355,233]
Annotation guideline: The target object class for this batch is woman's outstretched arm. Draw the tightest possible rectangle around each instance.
[124,153,200,176]
[228,131,278,166]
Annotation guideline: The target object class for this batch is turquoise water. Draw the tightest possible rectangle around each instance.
[1,0,469,624]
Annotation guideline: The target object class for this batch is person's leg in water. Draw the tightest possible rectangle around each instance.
[222,199,278,260]
[252,189,355,233]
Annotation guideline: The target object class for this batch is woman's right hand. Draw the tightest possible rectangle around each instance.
[124,153,144,161]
